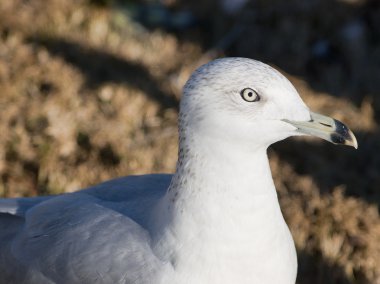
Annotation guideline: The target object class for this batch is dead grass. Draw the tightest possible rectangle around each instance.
[0,0,379,283]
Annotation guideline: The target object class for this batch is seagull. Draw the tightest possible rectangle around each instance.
[0,58,357,284]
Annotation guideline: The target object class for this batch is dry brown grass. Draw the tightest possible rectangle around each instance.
[0,0,379,283]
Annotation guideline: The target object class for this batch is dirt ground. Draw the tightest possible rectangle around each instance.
[0,0,379,283]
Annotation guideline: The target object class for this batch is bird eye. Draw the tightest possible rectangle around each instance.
[240,88,260,102]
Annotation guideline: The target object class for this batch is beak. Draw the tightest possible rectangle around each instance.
[282,112,358,149]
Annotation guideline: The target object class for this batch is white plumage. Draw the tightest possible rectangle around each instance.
[0,58,357,284]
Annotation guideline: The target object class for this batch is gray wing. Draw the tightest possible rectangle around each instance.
[0,196,52,217]
[0,174,173,284]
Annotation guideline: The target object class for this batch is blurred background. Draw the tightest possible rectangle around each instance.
[0,0,379,283]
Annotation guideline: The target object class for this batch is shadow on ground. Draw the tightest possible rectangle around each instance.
[272,129,380,207]
[29,36,179,111]
[297,250,365,284]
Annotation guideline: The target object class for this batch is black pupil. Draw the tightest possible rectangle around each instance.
[248,92,253,97]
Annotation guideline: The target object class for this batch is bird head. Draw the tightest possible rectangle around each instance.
[180,57,357,150]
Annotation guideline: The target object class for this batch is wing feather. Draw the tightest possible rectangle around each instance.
[0,174,173,284]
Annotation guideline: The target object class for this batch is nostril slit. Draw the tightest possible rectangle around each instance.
[320,122,332,128]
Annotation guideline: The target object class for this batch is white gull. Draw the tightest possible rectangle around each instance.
[0,57,357,284]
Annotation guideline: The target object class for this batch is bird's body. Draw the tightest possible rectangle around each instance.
[0,172,295,284]
[0,58,356,284]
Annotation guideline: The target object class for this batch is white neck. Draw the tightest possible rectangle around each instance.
[168,134,276,214]
[151,130,297,283]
